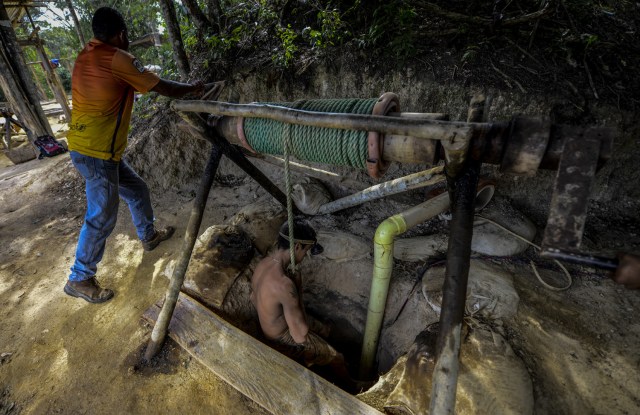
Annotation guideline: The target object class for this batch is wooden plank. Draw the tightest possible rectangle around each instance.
[143,293,381,415]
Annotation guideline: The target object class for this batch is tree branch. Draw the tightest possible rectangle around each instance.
[415,1,553,27]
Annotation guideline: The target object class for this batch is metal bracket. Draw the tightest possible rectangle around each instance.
[500,117,551,175]
[540,127,616,268]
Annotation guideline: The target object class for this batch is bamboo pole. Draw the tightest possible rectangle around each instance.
[316,166,446,215]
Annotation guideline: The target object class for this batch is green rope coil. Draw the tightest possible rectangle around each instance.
[243,98,379,169]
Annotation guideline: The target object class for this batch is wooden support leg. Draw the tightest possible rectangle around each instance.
[4,116,11,150]
[429,96,485,414]
[145,144,223,360]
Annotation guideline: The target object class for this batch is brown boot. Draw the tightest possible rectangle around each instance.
[142,226,175,251]
[64,278,114,303]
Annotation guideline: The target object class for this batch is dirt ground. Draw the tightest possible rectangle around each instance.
[0,150,274,414]
[1,106,640,415]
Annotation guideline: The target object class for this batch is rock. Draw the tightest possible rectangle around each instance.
[228,197,286,255]
[315,230,371,262]
[471,197,537,257]
[392,198,536,262]
[456,329,533,415]
[291,177,332,215]
[393,234,448,262]
[0,352,12,364]
[422,259,519,320]
[4,142,37,164]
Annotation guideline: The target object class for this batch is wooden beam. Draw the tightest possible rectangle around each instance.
[0,2,52,140]
[142,293,382,415]
[24,9,72,121]
[17,39,38,47]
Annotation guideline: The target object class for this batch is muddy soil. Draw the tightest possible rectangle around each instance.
[0,149,269,414]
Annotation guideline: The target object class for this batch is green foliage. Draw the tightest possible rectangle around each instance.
[356,1,418,61]
[303,9,348,49]
[273,24,298,67]
[57,67,72,92]
[155,44,180,79]
[7,0,634,107]
[461,45,480,64]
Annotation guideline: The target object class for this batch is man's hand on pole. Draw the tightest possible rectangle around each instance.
[611,253,640,289]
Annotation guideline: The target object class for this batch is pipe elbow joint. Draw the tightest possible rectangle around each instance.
[375,215,406,245]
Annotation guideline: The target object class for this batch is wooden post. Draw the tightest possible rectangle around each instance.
[33,41,72,121]
[25,9,72,122]
[0,2,52,141]
[64,0,86,47]
[429,96,486,415]
[145,144,223,360]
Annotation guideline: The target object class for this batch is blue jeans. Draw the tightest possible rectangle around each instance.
[68,151,155,281]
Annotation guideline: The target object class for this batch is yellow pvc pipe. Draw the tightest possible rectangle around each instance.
[358,183,495,379]
[359,192,451,379]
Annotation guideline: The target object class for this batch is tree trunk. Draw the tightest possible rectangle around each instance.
[64,0,86,47]
[181,0,213,34]
[0,3,52,141]
[158,0,190,81]
[205,0,223,29]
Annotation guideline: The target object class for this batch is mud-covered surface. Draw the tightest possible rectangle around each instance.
[0,154,269,414]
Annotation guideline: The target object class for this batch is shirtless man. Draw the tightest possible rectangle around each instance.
[251,220,357,389]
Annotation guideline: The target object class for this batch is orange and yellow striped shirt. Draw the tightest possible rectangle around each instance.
[68,38,160,161]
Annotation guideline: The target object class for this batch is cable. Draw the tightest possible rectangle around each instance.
[475,214,572,291]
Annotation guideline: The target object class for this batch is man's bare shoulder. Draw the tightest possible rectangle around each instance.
[254,258,294,289]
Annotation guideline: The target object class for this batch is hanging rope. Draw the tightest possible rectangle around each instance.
[282,121,297,272]
[243,98,379,169]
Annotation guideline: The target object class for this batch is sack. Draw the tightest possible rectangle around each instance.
[291,177,332,215]
[34,135,66,159]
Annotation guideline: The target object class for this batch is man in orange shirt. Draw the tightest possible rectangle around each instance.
[64,7,204,303]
